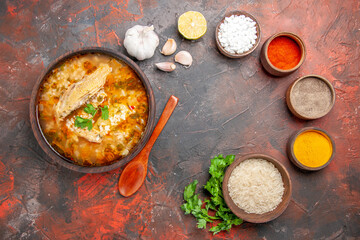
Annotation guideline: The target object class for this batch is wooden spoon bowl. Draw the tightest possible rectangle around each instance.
[222,154,292,223]
[118,95,179,197]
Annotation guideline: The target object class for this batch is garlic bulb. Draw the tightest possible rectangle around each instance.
[124,25,159,61]
[175,51,193,67]
[161,38,177,55]
[155,62,176,72]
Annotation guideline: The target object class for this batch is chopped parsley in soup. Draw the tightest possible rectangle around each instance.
[38,53,149,166]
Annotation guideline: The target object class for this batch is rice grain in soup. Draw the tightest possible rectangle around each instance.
[38,53,149,166]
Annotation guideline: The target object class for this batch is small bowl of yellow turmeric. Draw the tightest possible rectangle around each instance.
[287,127,335,171]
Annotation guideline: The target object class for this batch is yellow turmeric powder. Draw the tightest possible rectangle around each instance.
[293,130,332,168]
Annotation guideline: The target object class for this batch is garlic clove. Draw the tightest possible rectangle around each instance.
[155,62,176,72]
[175,51,193,68]
[161,38,177,55]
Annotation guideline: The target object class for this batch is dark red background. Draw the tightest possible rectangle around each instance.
[0,0,359,239]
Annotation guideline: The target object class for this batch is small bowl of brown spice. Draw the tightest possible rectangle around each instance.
[286,75,336,120]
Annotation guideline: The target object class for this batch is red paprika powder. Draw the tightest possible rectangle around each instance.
[267,36,301,70]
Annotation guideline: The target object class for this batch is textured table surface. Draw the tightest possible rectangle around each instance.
[0,0,359,239]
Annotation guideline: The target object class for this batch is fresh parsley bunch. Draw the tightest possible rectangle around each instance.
[181,154,242,234]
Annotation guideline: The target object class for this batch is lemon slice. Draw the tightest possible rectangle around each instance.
[178,11,207,40]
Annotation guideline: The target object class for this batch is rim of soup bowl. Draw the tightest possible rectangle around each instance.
[29,47,156,173]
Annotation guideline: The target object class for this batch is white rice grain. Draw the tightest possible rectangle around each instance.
[228,158,284,214]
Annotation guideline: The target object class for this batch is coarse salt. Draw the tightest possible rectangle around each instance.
[218,14,258,54]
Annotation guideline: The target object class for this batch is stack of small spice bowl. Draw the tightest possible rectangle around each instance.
[259,32,336,171]
[216,11,336,223]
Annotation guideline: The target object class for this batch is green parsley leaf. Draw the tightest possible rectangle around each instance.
[197,219,207,229]
[74,116,93,130]
[100,105,109,120]
[210,218,243,234]
[84,104,97,116]
[74,105,110,131]
[180,154,242,235]
[184,179,198,200]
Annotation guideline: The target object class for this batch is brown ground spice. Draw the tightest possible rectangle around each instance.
[290,77,333,118]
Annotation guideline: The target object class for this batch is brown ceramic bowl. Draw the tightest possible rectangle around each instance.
[287,127,335,171]
[215,11,261,58]
[29,47,156,173]
[286,75,335,120]
[222,154,292,223]
[260,32,306,76]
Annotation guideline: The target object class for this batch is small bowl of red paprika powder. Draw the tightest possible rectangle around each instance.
[260,32,306,77]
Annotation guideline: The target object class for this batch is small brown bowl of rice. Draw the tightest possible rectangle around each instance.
[215,11,261,58]
[222,154,292,223]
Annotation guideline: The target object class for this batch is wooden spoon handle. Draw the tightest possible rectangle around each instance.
[144,95,179,151]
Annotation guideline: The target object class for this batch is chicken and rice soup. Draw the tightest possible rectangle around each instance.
[38,53,149,166]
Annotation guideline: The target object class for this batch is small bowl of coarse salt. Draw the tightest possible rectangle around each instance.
[222,154,292,223]
[215,11,261,58]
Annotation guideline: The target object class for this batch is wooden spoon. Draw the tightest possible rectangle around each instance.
[118,95,179,197]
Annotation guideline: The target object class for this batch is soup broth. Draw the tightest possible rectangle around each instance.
[38,53,149,166]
